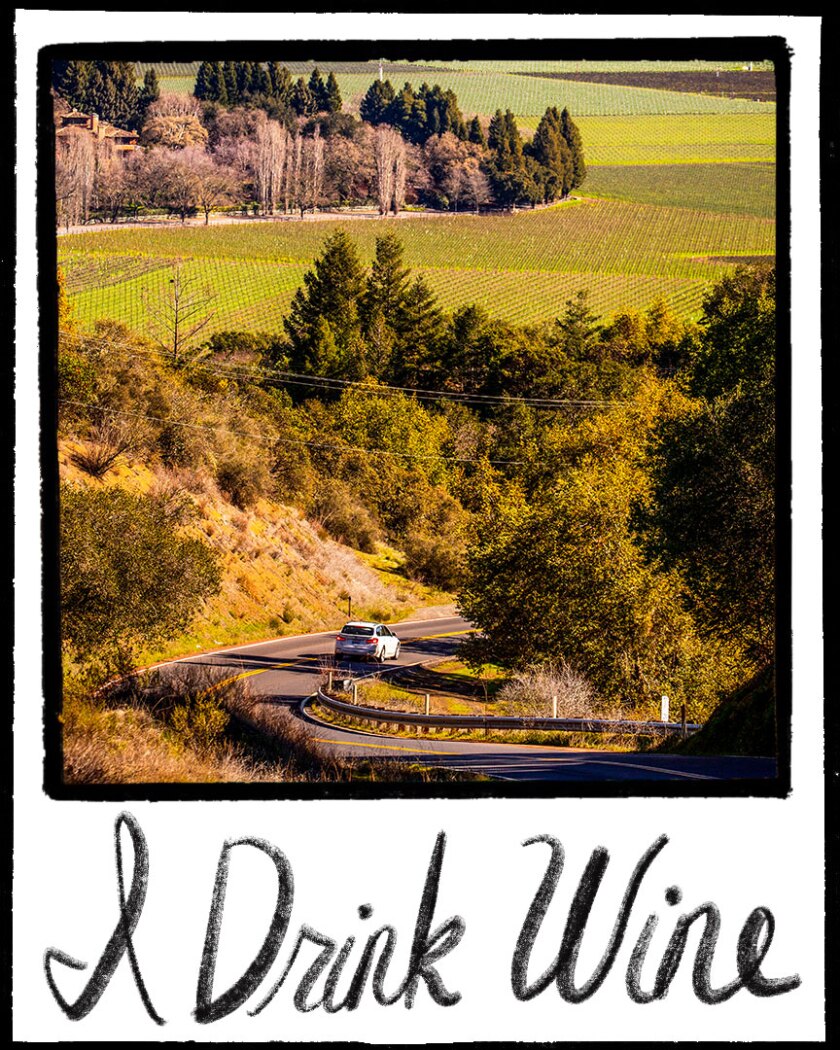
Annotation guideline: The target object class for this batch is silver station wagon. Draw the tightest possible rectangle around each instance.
[334,621,402,662]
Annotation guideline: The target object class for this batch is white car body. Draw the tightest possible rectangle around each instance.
[334,621,401,662]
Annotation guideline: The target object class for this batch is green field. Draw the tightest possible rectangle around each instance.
[574,113,776,165]
[585,162,775,217]
[67,58,778,337]
[137,59,774,78]
[141,62,774,122]
[59,197,774,332]
[335,71,771,119]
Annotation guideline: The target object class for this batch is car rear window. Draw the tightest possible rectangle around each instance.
[341,625,374,636]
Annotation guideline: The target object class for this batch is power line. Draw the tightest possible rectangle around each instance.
[59,400,527,465]
[67,336,623,409]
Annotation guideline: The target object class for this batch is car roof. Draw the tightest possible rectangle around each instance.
[342,620,382,628]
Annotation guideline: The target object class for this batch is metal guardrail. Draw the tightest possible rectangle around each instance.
[314,687,701,737]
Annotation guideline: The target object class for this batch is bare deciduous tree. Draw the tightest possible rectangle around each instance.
[301,125,325,214]
[141,114,209,150]
[55,129,96,228]
[144,91,204,120]
[373,124,404,215]
[254,119,289,215]
[181,147,236,224]
[142,261,217,364]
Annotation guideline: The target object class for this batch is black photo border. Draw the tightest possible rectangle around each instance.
[37,33,793,802]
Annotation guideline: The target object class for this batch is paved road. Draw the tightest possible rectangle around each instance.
[155,613,472,702]
[155,615,777,783]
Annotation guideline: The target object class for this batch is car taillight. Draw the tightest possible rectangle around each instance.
[336,636,345,641]
[366,638,377,644]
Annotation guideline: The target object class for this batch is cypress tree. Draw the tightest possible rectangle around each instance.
[291,77,316,116]
[194,61,214,101]
[213,62,228,105]
[360,79,394,125]
[528,107,573,201]
[308,67,330,112]
[468,115,486,147]
[223,61,238,104]
[284,230,367,373]
[138,68,160,123]
[560,107,586,189]
[236,61,252,100]
[251,62,271,97]
[386,82,415,131]
[269,62,293,104]
[325,71,343,112]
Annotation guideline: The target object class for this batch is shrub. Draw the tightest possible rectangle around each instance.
[307,478,381,552]
[60,483,221,658]
[71,415,147,478]
[498,662,599,719]
[402,528,464,590]
[216,454,273,509]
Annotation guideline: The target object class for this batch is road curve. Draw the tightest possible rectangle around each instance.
[156,614,777,783]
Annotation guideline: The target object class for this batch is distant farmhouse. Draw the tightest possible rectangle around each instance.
[55,106,139,154]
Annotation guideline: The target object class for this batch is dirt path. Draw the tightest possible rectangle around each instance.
[56,199,585,237]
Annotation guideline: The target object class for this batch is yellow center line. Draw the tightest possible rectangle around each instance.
[409,629,475,641]
[312,737,455,756]
[209,656,321,689]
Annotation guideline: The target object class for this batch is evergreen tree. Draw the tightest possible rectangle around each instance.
[361,233,412,342]
[528,106,573,201]
[385,82,415,130]
[251,62,271,97]
[391,275,444,387]
[308,67,330,112]
[291,76,316,116]
[552,291,602,360]
[56,60,90,109]
[236,61,252,101]
[486,109,535,209]
[212,62,228,105]
[268,62,292,102]
[325,71,342,113]
[194,60,215,101]
[137,68,160,123]
[468,115,486,147]
[360,78,394,125]
[223,61,238,105]
[442,88,467,139]
[405,97,428,144]
[487,109,505,151]
[560,107,586,189]
[284,230,367,376]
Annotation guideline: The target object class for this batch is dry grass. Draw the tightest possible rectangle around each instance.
[62,662,485,784]
[58,438,451,667]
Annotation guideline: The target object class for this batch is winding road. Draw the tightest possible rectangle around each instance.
[154,612,777,783]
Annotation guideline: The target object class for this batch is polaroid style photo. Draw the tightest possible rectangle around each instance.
[12,11,827,1045]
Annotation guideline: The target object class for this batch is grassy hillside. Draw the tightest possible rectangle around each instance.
[59,437,451,668]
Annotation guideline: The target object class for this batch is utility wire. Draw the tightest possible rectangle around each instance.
[59,400,528,465]
[68,336,623,409]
